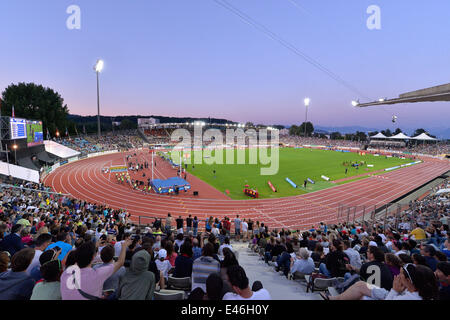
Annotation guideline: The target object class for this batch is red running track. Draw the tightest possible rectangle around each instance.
[43,150,450,231]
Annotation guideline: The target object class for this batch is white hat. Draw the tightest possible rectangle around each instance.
[158,249,167,259]
[369,241,378,247]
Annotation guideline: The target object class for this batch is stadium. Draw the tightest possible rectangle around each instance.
[0,0,449,308]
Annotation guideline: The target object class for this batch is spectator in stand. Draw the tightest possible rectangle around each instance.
[410,225,427,241]
[220,247,239,293]
[26,233,52,275]
[346,246,393,291]
[174,233,184,253]
[242,219,248,242]
[319,239,349,278]
[311,242,324,262]
[20,228,33,246]
[93,244,126,295]
[0,251,10,273]
[0,224,25,257]
[205,217,213,233]
[218,237,233,257]
[30,249,62,300]
[290,247,315,277]
[323,264,438,300]
[343,240,362,270]
[114,233,131,258]
[270,238,286,264]
[176,215,184,235]
[173,242,193,278]
[247,219,253,238]
[116,249,155,300]
[385,253,404,277]
[435,261,450,300]
[234,215,241,241]
[186,215,193,234]
[193,216,198,237]
[192,238,202,260]
[276,242,296,277]
[420,244,438,271]
[307,232,318,251]
[0,248,35,300]
[222,265,271,300]
[46,231,73,261]
[191,242,220,292]
[60,239,130,300]
[155,249,172,289]
[263,237,275,264]
[165,240,177,267]
[165,213,172,235]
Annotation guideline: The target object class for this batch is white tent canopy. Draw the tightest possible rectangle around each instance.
[436,188,450,195]
[370,132,387,139]
[411,132,437,141]
[388,132,411,140]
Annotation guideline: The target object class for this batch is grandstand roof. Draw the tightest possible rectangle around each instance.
[356,83,450,107]
[370,132,387,139]
[388,132,411,140]
[411,132,437,141]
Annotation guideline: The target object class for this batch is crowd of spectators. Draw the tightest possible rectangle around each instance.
[58,130,144,154]
[245,180,450,300]
[279,135,450,156]
[0,171,448,300]
[0,181,271,300]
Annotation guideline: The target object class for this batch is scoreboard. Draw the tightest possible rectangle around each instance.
[10,118,27,140]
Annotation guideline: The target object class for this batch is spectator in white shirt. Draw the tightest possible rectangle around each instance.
[218,237,233,257]
[222,265,271,300]
[155,249,172,289]
[26,233,52,275]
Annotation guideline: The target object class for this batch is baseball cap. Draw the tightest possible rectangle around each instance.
[158,249,167,259]
[369,241,378,247]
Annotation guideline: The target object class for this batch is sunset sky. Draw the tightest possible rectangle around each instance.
[0,0,449,135]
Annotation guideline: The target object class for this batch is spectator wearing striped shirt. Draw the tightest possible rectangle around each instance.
[191,242,220,292]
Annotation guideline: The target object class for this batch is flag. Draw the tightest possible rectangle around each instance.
[83,124,86,134]
[11,105,15,118]
[65,127,68,136]
[46,128,50,140]
[75,125,79,136]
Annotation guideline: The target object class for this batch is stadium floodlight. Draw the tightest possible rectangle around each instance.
[304,97,310,137]
[378,98,386,102]
[94,59,104,73]
[304,97,310,107]
[351,100,359,107]
[94,59,104,139]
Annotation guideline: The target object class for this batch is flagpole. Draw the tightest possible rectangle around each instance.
[151,149,154,180]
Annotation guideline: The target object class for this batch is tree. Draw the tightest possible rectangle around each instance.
[119,118,137,130]
[381,129,392,137]
[413,128,426,137]
[1,82,70,137]
[245,122,254,128]
[330,132,342,140]
[298,122,314,137]
[393,128,402,135]
[355,131,367,142]
[289,125,299,136]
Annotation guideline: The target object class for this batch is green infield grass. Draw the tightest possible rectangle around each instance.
[165,148,415,200]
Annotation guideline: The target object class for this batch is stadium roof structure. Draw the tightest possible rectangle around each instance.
[388,132,411,140]
[355,83,450,107]
[411,132,437,141]
[370,132,387,139]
